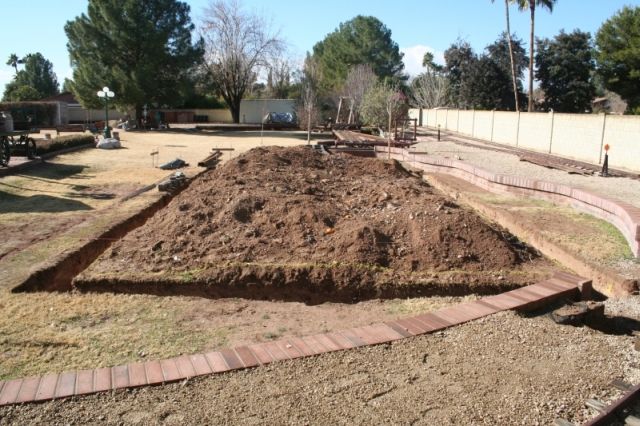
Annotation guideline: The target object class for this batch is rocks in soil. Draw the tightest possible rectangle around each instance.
[551,301,605,326]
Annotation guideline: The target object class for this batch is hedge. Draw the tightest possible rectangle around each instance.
[36,134,95,155]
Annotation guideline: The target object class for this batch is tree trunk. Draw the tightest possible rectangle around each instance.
[505,0,520,112]
[528,3,535,112]
[307,107,312,145]
[229,99,241,124]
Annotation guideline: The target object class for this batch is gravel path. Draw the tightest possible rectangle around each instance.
[2,299,638,425]
[416,136,640,209]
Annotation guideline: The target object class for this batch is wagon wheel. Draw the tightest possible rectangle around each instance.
[25,137,37,159]
[0,137,10,167]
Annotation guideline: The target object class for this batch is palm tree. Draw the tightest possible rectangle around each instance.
[492,0,520,111]
[516,0,557,112]
[6,53,22,74]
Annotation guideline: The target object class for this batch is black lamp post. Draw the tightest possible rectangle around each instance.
[97,86,115,138]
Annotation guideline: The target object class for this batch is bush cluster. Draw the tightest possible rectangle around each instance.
[37,134,95,155]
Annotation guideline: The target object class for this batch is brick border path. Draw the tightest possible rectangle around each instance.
[0,272,588,406]
[377,146,640,258]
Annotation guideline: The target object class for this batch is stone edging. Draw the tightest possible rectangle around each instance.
[378,147,640,259]
[0,272,586,406]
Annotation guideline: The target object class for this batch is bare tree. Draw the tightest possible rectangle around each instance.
[201,0,283,123]
[360,82,407,157]
[411,69,449,109]
[342,64,377,124]
[299,55,321,144]
[266,53,294,99]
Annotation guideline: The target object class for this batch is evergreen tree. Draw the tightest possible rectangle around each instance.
[443,40,476,108]
[536,30,595,113]
[596,6,640,114]
[486,33,528,110]
[2,53,59,101]
[65,0,203,117]
[312,16,406,93]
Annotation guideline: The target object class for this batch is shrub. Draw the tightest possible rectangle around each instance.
[37,134,95,155]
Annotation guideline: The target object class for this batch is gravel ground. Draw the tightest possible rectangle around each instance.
[416,137,640,209]
[2,299,639,425]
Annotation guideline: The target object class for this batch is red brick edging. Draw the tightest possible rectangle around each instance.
[0,272,587,406]
[377,147,640,258]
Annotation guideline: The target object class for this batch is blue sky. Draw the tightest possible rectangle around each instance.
[2,0,639,93]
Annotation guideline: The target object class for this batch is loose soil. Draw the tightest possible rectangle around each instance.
[3,303,638,425]
[76,146,551,303]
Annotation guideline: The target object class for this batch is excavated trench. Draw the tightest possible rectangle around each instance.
[13,146,556,304]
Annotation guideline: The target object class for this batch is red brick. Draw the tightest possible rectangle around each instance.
[408,316,441,333]
[0,379,22,405]
[391,318,424,335]
[364,323,405,342]
[434,306,480,323]
[324,332,357,350]
[454,302,497,320]
[537,279,567,292]
[15,377,40,403]
[144,361,164,385]
[75,369,94,395]
[160,359,181,382]
[204,351,230,372]
[300,335,332,354]
[94,368,112,392]
[481,294,525,310]
[336,329,367,347]
[348,326,383,345]
[34,374,58,402]
[175,355,197,378]
[234,346,260,368]
[275,339,304,359]
[262,341,290,361]
[311,333,343,352]
[350,325,390,345]
[219,348,244,369]
[247,343,274,365]
[111,365,129,390]
[128,362,147,387]
[384,321,413,338]
[508,287,543,301]
[55,371,76,398]
[412,313,448,331]
[189,353,213,376]
[521,284,561,298]
[287,337,316,357]
[502,291,532,303]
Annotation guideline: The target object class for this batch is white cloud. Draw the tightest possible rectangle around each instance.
[400,44,445,78]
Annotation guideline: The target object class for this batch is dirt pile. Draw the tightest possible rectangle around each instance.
[76,146,550,301]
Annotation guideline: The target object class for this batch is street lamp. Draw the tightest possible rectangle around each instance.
[97,86,115,138]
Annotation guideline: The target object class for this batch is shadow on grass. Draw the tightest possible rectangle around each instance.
[0,190,92,213]
[18,163,89,181]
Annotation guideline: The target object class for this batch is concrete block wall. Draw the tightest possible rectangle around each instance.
[604,116,640,172]
[457,110,474,135]
[492,111,518,146]
[413,108,640,173]
[240,99,296,124]
[517,112,554,153]
[473,111,493,141]
[193,109,233,123]
[551,113,604,163]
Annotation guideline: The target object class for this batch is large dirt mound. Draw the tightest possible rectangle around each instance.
[77,146,549,302]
